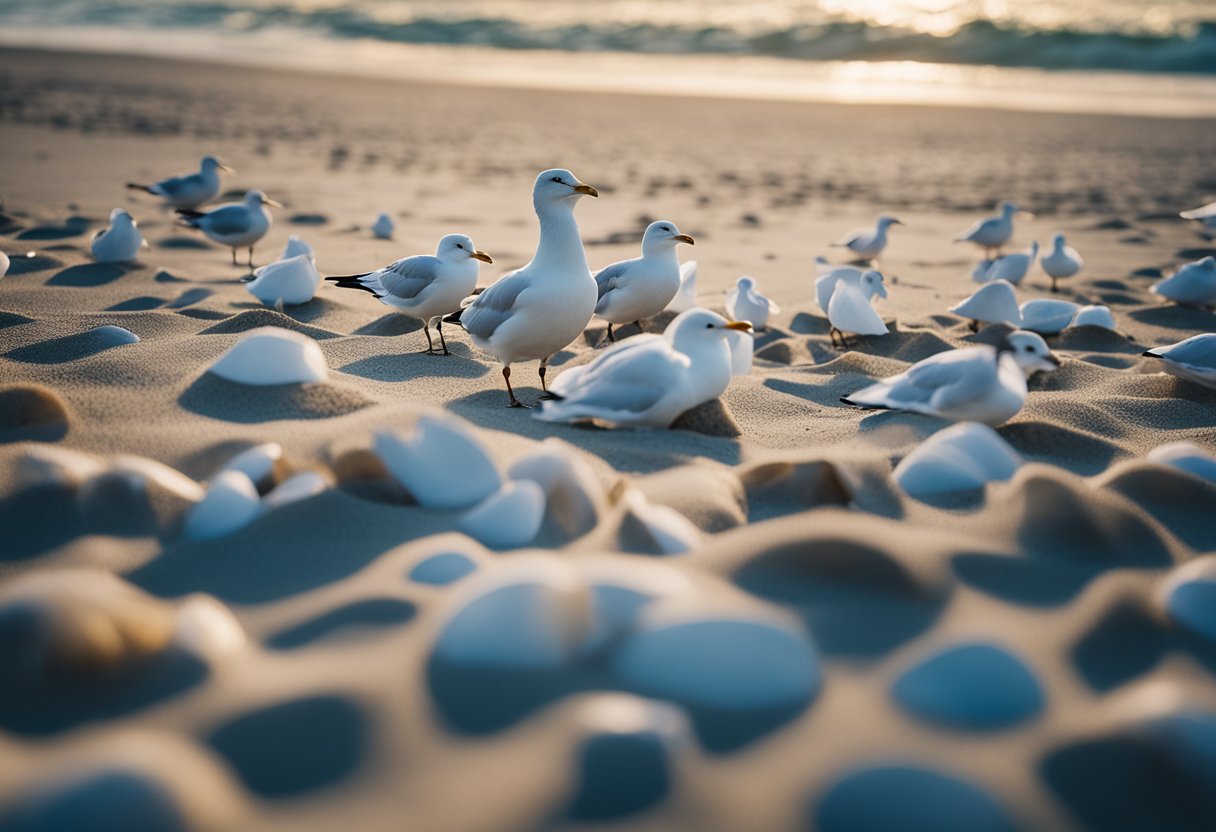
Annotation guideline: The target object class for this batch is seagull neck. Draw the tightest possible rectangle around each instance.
[532,199,588,274]
[641,239,679,262]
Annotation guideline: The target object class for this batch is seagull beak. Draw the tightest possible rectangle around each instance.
[573,183,599,197]
[262,197,284,208]
[674,234,695,245]
[1046,353,1061,367]
[219,162,235,174]
[1018,210,1036,219]
[472,250,493,264]
[892,219,905,226]
[725,321,753,332]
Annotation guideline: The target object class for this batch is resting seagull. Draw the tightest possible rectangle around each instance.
[828,271,888,346]
[127,155,233,210]
[725,276,780,331]
[841,331,1060,426]
[536,308,751,428]
[460,168,599,407]
[1143,334,1216,390]
[954,201,1032,259]
[594,220,694,342]
[832,214,903,261]
[326,234,492,355]
[177,189,281,267]
[91,208,146,263]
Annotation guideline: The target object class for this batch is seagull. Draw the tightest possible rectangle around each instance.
[841,331,1060,426]
[247,254,321,307]
[954,201,1032,258]
[816,265,885,316]
[1180,201,1216,238]
[177,189,281,267]
[1151,257,1216,308]
[535,308,751,428]
[950,280,1021,332]
[126,155,233,210]
[372,213,395,240]
[664,260,698,313]
[832,214,903,261]
[593,220,694,343]
[979,241,1038,286]
[1039,233,1084,293]
[726,275,780,331]
[1143,334,1216,390]
[91,208,146,263]
[828,271,888,346]
[1018,298,1079,334]
[326,234,491,355]
[459,168,599,406]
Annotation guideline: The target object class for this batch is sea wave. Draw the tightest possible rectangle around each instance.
[0,1,1214,75]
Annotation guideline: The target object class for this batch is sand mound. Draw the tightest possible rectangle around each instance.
[179,375,372,423]
[199,310,338,340]
[0,383,70,441]
[669,398,741,437]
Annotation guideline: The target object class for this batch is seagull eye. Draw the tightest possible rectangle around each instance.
[662,226,671,231]
[456,244,464,249]
[705,323,714,329]
[551,176,563,183]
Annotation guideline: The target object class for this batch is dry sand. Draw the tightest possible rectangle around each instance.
[1,47,1215,831]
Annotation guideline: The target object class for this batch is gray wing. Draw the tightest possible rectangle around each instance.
[554,338,682,413]
[377,255,441,300]
[199,205,253,235]
[460,274,529,340]
[594,260,632,302]
[155,172,198,197]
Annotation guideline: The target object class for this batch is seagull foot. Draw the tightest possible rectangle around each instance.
[537,393,559,401]
[507,399,531,409]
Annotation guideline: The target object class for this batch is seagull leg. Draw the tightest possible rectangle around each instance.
[606,323,616,344]
[231,248,238,266]
[421,322,437,355]
[538,358,557,400]
[247,247,255,268]
[436,317,450,355]
[503,366,527,408]
[633,320,643,335]
[1050,277,1059,294]
[969,319,980,334]
[830,326,841,348]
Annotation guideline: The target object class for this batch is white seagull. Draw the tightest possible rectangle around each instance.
[593,220,694,342]
[127,155,233,210]
[1180,201,1216,238]
[954,201,1032,258]
[950,280,1021,332]
[177,189,281,267]
[725,275,780,331]
[90,208,146,263]
[815,265,886,316]
[246,254,321,308]
[1039,233,1084,293]
[979,241,1039,286]
[1151,256,1216,308]
[841,331,1060,426]
[664,260,699,313]
[535,308,752,428]
[828,271,888,345]
[1143,334,1216,390]
[326,234,492,355]
[459,168,599,407]
[372,213,395,240]
[832,214,903,261]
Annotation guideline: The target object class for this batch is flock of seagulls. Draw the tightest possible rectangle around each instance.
[87,153,1216,428]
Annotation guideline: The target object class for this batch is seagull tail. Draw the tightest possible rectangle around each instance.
[1140,350,1161,359]
[126,182,156,195]
[443,309,464,324]
[839,395,889,411]
[326,276,379,296]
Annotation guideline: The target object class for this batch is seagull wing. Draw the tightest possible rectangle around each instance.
[539,336,687,422]
[153,172,199,198]
[954,217,993,242]
[196,205,253,235]
[460,273,530,340]
[1181,202,1216,220]
[374,255,442,300]
[593,260,632,307]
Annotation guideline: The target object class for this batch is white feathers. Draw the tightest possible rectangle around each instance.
[894,422,1023,498]
[459,480,547,549]
[816,266,886,316]
[374,413,503,509]
[1040,233,1083,290]
[725,328,754,376]
[91,208,144,263]
[828,278,888,339]
[1018,298,1080,334]
[725,276,779,331]
[977,241,1038,286]
[246,254,321,307]
[1151,256,1216,307]
[664,259,699,313]
[1143,333,1216,390]
[950,280,1021,326]
[206,327,328,386]
[371,212,395,239]
[280,235,314,260]
[1069,304,1116,331]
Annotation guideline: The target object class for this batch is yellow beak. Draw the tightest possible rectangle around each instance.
[674,234,695,245]
[219,162,235,174]
[262,197,284,208]
[472,250,493,264]
[573,183,599,197]
[725,321,753,332]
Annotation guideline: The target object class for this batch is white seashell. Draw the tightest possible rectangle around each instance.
[0,250,9,277]
[88,325,140,346]
[371,212,395,239]
[1017,298,1079,334]
[1069,304,1116,331]
[894,422,1023,498]
[206,327,328,386]
[950,280,1020,325]
[374,413,502,509]
[620,488,701,554]
[246,253,321,307]
[1160,556,1216,642]
[173,594,246,658]
[261,471,328,511]
[1147,442,1216,484]
[459,480,546,549]
[183,470,260,540]
[219,443,282,491]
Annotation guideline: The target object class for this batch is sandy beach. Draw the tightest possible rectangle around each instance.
[2,45,1216,831]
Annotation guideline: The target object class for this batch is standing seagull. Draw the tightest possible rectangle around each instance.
[832,215,903,261]
[725,276,781,331]
[594,220,694,342]
[954,201,1032,259]
[1039,233,1084,293]
[127,155,233,210]
[177,189,281,268]
[326,234,492,355]
[91,208,146,263]
[460,168,599,407]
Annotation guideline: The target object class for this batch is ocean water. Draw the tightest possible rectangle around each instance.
[1,0,1214,115]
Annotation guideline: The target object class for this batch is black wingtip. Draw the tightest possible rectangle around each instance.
[1141,350,1159,358]
[175,208,204,219]
[443,309,464,324]
[323,273,371,282]
[327,278,379,296]
[125,182,152,193]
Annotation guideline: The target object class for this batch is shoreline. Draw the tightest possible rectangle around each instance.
[2,30,1215,119]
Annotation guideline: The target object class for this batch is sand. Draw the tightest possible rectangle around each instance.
[1,46,1216,832]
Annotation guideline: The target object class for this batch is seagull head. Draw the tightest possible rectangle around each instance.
[667,308,752,350]
[1002,330,1061,376]
[736,275,755,292]
[202,155,235,174]
[438,233,493,264]
[877,215,904,229]
[245,190,283,209]
[535,169,598,205]
[1051,232,1067,249]
[642,220,694,254]
[860,270,888,300]
[109,208,136,228]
